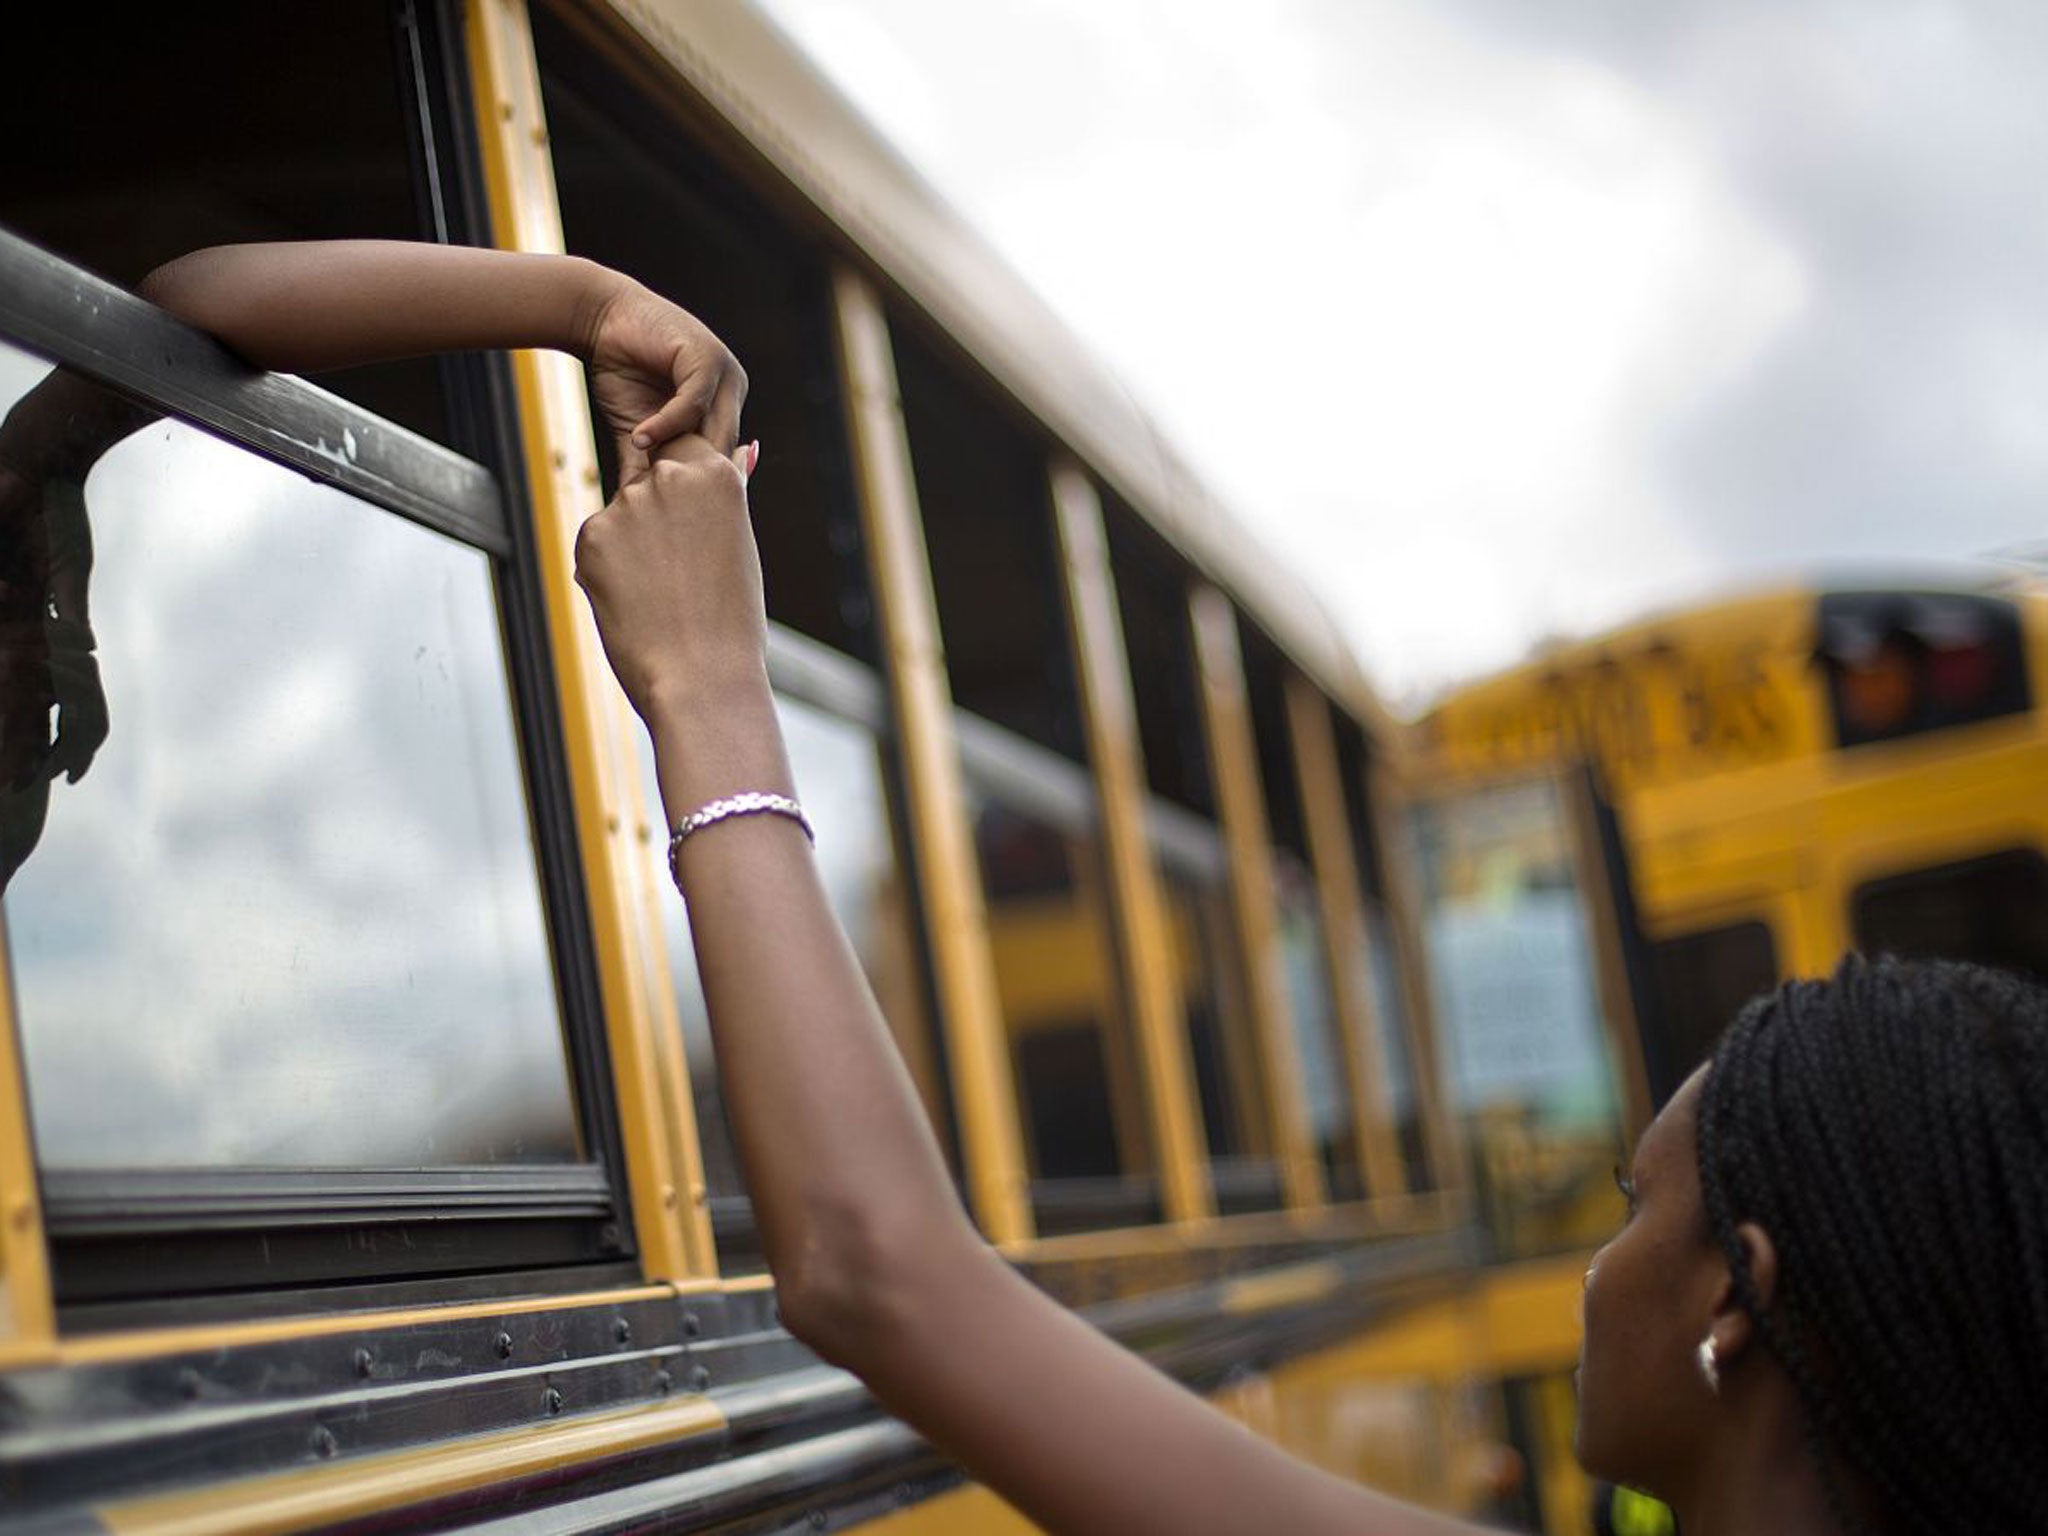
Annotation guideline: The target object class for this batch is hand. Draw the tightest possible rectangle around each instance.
[574,435,765,725]
[0,375,132,790]
[581,277,747,486]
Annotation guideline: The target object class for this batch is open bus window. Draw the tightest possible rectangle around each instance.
[1852,848,2048,981]
[1273,855,1365,1202]
[1360,903,1425,1185]
[0,344,576,1173]
[891,321,1086,764]
[1240,622,1368,1204]
[1648,920,1779,1080]
[1334,708,1431,1192]
[636,663,937,1272]
[887,307,1163,1231]
[959,729,1161,1237]
[534,11,875,663]
[1412,778,1626,1258]
[0,6,452,446]
[1106,506,1280,1211]
[1105,499,1218,820]
[1160,855,1283,1215]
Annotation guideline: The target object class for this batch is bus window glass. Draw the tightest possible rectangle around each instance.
[0,351,573,1168]
[1104,502,1216,818]
[1106,502,1278,1207]
[1649,920,1779,1082]
[1335,711,1430,1191]
[1160,863,1282,1214]
[892,322,1085,762]
[1274,858,1365,1202]
[1852,849,2048,980]
[0,7,450,444]
[1240,623,1367,1204]
[534,10,874,662]
[1412,779,1624,1256]
[638,686,926,1271]
[969,781,1159,1235]
[1361,904,1426,1183]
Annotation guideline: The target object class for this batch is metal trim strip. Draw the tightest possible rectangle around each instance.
[0,227,509,558]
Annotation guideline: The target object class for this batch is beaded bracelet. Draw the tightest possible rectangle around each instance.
[667,791,815,884]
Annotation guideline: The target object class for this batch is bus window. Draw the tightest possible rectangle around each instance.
[635,657,934,1272]
[535,12,876,662]
[0,344,617,1305]
[0,6,452,444]
[1648,920,1779,1079]
[1106,505,1280,1212]
[1160,854,1282,1214]
[961,736,1158,1235]
[534,17,959,1269]
[1852,849,2048,980]
[1104,499,1218,820]
[1412,777,1627,1257]
[1334,711,1430,1191]
[1241,625,1367,1203]
[893,317,1159,1233]
[891,321,1085,762]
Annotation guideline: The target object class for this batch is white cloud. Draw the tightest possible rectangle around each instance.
[754,0,1820,702]
[6,398,573,1168]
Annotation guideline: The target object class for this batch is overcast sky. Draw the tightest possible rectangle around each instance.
[751,0,2048,706]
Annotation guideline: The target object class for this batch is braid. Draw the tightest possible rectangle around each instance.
[1694,956,2048,1536]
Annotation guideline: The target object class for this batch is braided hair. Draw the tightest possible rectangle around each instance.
[1694,955,2048,1535]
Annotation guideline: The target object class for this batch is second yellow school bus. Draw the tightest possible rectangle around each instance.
[1417,577,2048,1101]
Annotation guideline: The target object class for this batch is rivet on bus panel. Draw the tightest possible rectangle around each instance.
[689,1365,711,1392]
[543,1386,565,1416]
[495,1331,515,1360]
[353,1348,374,1379]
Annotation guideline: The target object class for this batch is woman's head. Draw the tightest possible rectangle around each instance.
[1580,955,2048,1533]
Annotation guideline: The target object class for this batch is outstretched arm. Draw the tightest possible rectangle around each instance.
[574,437,1477,1536]
[140,240,746,468]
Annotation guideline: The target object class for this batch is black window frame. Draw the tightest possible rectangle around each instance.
[1145,796,1285,1216]
[1645,917,1780,1093]
[1851,846,2048,982]
[953,709,1163,1235]
[0,217,636,1318]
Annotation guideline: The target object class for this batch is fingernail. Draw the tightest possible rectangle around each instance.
[631,432,651,450]
[746,441,761,478]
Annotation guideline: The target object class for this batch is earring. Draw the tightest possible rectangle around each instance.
[1696,1334,1721,1394]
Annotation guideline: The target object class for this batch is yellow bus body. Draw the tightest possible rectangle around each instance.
[0,3,1650,1533]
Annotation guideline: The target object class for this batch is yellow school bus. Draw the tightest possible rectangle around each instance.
[0,4,1652,1533]
[1417,578,2048,1105]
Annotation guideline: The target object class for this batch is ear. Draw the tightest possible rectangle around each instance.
[1706,1221,1778,1366]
